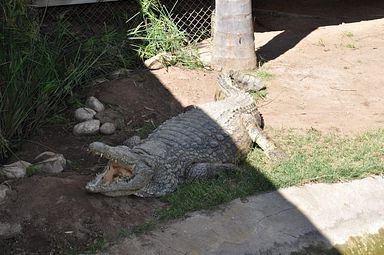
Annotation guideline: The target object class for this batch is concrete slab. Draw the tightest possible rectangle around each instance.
[105,176,384,254]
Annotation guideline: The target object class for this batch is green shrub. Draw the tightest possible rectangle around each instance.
[128,0,204,68]
[0,0,134,161]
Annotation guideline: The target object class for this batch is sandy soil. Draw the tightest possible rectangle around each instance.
[1,0,383,253]
[258,18,384,133]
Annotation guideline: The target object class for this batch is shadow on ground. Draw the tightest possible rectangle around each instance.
[0,70,184,254]
[0,69,342,254]
[253,0,384,61]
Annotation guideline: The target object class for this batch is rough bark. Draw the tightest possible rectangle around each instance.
[212,0,257,70]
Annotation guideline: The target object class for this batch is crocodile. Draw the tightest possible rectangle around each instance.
[86,71,286,197]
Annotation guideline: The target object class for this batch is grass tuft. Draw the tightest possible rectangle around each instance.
[316,39,326,47]
[26,165,41,177]
[250,90,268,101]
[135,121,158,138]
[344,31,354,38]
[345,43,356,49]
[127,0,204,68]
[158,169,275,221]
[248,129,384,188]
[255,69,274,81]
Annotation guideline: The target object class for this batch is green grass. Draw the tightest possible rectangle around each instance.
[126,129,383,236]
[336,228,384,255]
[250,89,268,101]
[26,165,41,177]
[0,0,136,161]
[127,0,204,69]
[248,129,384,187]
[156,129,384,221]
[255,69,274,81]
[345,43,356,49]
[135,121,158,138]
[344,31,354,38]
[84,238,108,254]
[342,31,356,50]
[158,169,275,221]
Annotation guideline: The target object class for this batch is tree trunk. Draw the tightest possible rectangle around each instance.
[212,0,256,70]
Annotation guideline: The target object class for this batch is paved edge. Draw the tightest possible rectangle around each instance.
[104,176,384,255]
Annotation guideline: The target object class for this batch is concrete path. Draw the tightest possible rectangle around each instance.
[105,176,384,254]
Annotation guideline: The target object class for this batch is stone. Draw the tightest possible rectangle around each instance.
[94,109,125,129]
[0,223,22,239]
[33,151,66,174]
[197,39,213,67]
[144,52,173,70]
[109,68,133,80]
[0,184,9,204]
[73,120,100,136]
[0,161,31,178]
[85,96,105,112]
[100,122,116,135]
[74,107,96,122]
[123,135,141,148]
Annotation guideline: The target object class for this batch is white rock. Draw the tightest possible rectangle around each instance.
[85,96,105,112]
[73,120,100,136]
[144,52,172,70]
[100,122,116,135]
[197,38,212,67]
[0,184,9,204]
[74,107,96,122]
[0,161,31,178]
[33,151,66,174]
[0,223,22,239]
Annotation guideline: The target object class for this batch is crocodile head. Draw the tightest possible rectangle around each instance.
[85,142,154,196]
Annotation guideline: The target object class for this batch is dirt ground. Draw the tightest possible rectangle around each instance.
[0,68,219,254]
[254,1,384,133]
[1,0,384,254]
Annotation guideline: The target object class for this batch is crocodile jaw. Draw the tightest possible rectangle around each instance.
[86,142,144,196]
[88,142,137,167]
[86,161,135,193]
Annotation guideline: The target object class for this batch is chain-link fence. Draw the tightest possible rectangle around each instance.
[166,0,215,42]
[33,1,140,36]
[32,0,214,42]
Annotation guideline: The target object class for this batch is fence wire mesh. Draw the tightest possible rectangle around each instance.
[166,0,214,42]
[34,1,140,36]
[33,0,214,42]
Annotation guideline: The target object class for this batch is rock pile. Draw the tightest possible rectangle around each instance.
[0,152,67,179]
[73,96,121,136]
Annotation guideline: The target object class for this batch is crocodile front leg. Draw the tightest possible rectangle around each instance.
[186,163,241,180]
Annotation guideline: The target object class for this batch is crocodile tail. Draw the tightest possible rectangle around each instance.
[229,70,265,92]
[217,71,241,99]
